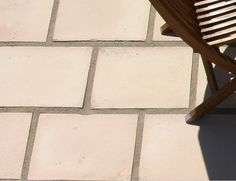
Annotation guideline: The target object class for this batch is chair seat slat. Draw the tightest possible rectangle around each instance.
[197,5,236,19]
[201,19,236,32]
[199,11,236,26]
[196,0,236,13]
[207,32,236,45]
[203,26,236,39]
[195,0,236,45]
[195,0,221,7]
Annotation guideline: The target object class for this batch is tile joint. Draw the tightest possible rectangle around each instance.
[83,47,99,111]
[131,113,145,181]
[189,52,200,110]
[46,0,60,43]
[146,5,156,43]
[21,111,40,180]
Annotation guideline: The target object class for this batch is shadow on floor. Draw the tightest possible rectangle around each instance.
[198,45,236,180]
[198,116,236,180]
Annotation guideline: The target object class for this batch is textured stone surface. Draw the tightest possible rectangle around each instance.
[92,47,192,108]
[140,114,208,181]
[0,113,31,179]
[53,0,150,41]
[0,47,92,107]
[29,114,137,180]
[0,0,53,41]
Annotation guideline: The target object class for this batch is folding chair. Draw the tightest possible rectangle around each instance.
[149,0,236,123]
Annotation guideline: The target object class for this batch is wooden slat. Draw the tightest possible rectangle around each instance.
[201,19,236,32]
[196,0,236,13]
[199,11,236,26]
[207,32,236,45]
[195,0,221,7]
[203,26,236,39]
[197,5,236,19]
[197,1,236,46]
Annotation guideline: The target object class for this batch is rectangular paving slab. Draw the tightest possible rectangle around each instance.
[0,113,31,179]
[92,47,193,108]
[0,0,54,42]
[28,114,138,180]
[0,47,92,107]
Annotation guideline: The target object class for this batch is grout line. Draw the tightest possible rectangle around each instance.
[0,107,233,115]
[46,0,60,43]
[0,41,187,47]
[21,112,40,180]
[28,180,116,181]
[83,47,99,111]
[0,180,118,181]
[0,180,119,181]
[0,107,189,114]
[131,113,145,181]
[189,52,199,110]
[0,179,23,181]
[146,5,156,42]
[0,178,21,181]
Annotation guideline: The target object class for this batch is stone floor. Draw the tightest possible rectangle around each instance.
[1,0,236,181]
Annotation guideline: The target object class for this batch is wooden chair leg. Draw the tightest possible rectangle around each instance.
[201,56,219,94]
[186,77,236,124]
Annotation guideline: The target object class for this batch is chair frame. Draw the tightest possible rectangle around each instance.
[150,0,236,123]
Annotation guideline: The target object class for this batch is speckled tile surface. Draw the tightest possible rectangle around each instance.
[1,0,236,180]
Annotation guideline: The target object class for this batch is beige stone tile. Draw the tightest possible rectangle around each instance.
[28,114,137,180]
[153,13,182,41]
[196,52,236,108]
[140,114,236,180]
[92,47,192,108]
[0,113,31,179]
[53,0,150,41]
[0,47,92,107]
[0,0,53,42]
[139,114,208,181]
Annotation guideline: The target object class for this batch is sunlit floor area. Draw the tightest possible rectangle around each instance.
[1,0,236,180]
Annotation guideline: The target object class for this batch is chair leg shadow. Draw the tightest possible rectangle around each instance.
[198,45,236,179]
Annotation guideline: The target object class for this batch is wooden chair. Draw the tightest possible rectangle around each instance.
[149,0,236,123]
